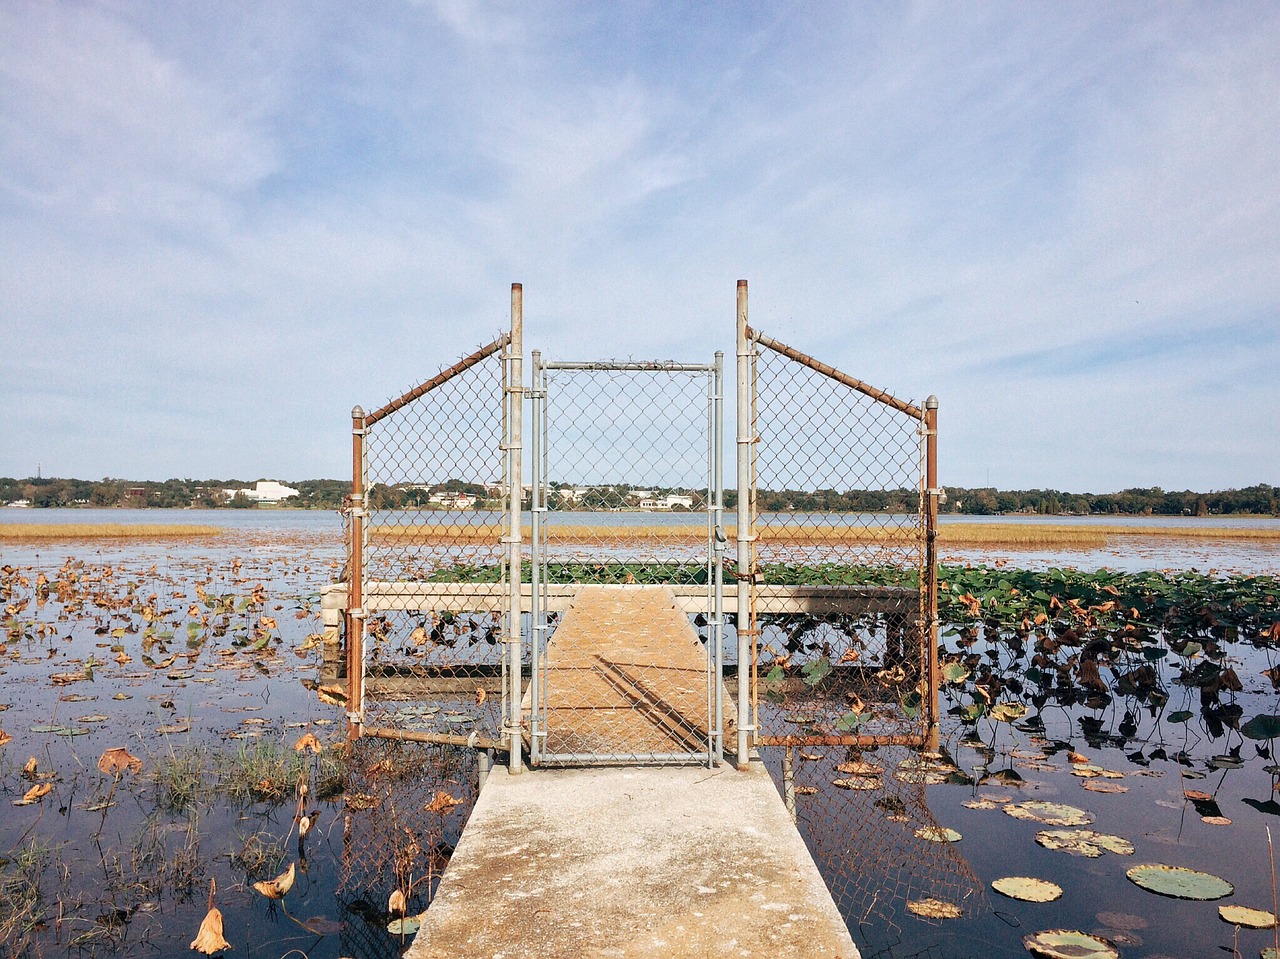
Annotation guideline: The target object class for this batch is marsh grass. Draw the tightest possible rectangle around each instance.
[370,520,1280,549]
[0,524,223,541]
[151,744,208,812]
[0,837,53,954]
[215,739,307,806]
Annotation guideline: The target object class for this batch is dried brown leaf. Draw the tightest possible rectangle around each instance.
[190,907,231,953]
[98,747,143,776]
[252,862,295,900]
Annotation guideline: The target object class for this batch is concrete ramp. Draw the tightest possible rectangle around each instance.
[406,763,859,959]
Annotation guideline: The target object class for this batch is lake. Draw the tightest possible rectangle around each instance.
[1,509,1278,958]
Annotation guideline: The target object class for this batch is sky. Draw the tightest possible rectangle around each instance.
[2,1,1277,493]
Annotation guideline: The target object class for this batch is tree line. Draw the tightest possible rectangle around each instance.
[1,477,1275,516]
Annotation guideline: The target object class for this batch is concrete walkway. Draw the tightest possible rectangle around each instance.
[405,762,859,959]
[528,586,735,759]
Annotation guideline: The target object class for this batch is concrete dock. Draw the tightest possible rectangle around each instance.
[405,762,859,959]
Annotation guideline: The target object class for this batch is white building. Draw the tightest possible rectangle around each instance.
[639,494,696,511]
[228,480,299,504]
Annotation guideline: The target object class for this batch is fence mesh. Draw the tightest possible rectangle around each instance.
[750,336,928,747]
[356,341,510,744]
[747,332,973,933]
[530,361,724,765]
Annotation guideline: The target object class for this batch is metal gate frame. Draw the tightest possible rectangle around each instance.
[527,355,726,766]
[734,280,940,757]
[344,285,525,769]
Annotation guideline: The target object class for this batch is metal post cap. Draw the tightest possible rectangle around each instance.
[925,395,939,409]
[351,405,365,418]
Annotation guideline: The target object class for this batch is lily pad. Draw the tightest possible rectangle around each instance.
[915,826,961,843]
[1005,801,1095,826]
[1023,929,1118,959]
[993,876,1063,903]
[835,760,883,776]
[387,915,421,935]
[906,897,963,919]
[1219,905,1277,928]
[832,776,880,791]
[1036,829,1134,858]
[1126,863,1233,900]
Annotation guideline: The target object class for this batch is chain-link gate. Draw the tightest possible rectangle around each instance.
[338,287,524,905]
[332,281,966,938]
[528,356,726,766]
[730,282,974,938]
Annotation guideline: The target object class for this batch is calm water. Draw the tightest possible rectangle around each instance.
[2,510,1279,958]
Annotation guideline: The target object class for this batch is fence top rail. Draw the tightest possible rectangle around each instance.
[540,359,718,373]
[747,326,922,420]
[363,332,510,427]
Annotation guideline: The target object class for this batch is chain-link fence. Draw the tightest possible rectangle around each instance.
[737,299,955,933]
[528,357,727,766]
[744,326,938,751]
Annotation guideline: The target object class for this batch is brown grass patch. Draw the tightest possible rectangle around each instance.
[0,524,223,541]
[369,521,1280,549]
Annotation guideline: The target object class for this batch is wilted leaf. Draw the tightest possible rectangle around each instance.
[252,862,295,899]
[1004,801,1094,826]
[98,747,142,776]
[190,907,231,954]
[906,897,963,919]
[388,889,407,916]
[0,729,10,748]
[425,791,463,814]
[14,782,52,806]
[293,733,322,754]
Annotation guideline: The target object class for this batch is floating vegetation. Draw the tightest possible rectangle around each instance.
[915,826,961,843]
[1035,830,1134,858]
[1004,801,1095,827]
[992,876,1063,903]
[906,897,964,919]
[1125,863,1234,900]
[1023,929,1119,959]
[1218,905,1278,928]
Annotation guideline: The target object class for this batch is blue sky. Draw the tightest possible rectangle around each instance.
[2,1,1277,492]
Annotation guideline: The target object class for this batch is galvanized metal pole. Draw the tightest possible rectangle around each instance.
[712,351,725,765]
[924,395,940,750]
[735,280,753,768]
[506,283,525,773]
[529,350,543,767]
[347,406,366,740]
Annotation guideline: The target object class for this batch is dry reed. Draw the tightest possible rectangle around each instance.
[369,521,1279,549]
[0,524,223,541]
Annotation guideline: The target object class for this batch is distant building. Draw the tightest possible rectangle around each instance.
[639,494,696,511]
[428,490,477,509]
[227,480,300,504]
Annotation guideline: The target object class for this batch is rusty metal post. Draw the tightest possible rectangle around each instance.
[735,279,754,768]
[346,405,366,739]
[505,283,524,773]
[924,395,940,750]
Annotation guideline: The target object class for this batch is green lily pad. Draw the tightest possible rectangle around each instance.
[1023,929,1118,959]
[1004,801,1094,826]
[387,916,421,935]
[1243,714,1280,740]
[1126,863,1233,900]
[1219,905,1277,928]
[993,876,1063,903]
